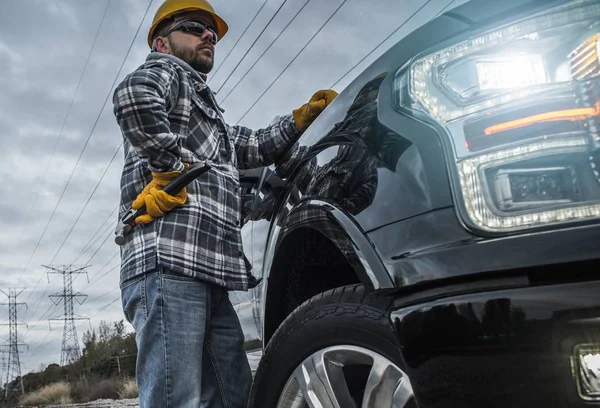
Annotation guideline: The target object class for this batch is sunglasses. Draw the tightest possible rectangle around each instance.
[163,21,218,45]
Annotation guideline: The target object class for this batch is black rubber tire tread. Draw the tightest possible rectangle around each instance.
[248,283,402,408]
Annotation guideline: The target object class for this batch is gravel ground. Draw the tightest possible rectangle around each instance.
[24,399,139,408]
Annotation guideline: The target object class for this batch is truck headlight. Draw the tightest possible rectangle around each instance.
[395,0,600,233]
[475,55,548,91]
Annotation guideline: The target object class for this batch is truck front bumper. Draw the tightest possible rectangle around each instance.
[390,279,600,407]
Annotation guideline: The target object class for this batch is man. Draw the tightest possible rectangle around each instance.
[111,0,337,407]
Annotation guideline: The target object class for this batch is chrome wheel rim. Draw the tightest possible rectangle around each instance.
[276,345,414,408]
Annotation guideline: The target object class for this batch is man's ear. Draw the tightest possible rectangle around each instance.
[154,36,171,54]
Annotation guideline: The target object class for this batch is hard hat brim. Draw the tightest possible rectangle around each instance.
[147,6,228,48]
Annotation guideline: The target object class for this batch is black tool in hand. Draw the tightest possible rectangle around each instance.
[115,162,211,245]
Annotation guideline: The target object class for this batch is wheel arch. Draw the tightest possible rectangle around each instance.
[262,200,394,345]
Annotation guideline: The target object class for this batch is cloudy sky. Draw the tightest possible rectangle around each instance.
[0,0,464,376]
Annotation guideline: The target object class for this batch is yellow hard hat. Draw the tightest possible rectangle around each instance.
[147,0,229,48]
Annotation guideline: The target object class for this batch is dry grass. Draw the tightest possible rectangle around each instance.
[19,381,72,406]
[118,377,138,399]
[19,377,138,406]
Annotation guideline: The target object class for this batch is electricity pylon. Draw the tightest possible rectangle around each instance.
[0,288,27,397]
[44,265,89,367]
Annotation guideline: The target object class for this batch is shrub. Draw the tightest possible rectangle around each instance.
[85,378,121,401]
[67,376,122,403]
[118,377,138,399]
[69,377,91,403]
[19,381,72,406]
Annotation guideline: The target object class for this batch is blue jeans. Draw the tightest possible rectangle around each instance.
[120,268,252,408]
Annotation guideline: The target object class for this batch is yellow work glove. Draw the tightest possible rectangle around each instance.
[132,165,188,224]
[292,89,338,132]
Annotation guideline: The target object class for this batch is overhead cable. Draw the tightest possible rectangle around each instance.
[208,0,271,83]
[236,0,348,124]
[22,0,154,309]
[213,0,292,95]
[330,0,433,89]
[15,0,113,287]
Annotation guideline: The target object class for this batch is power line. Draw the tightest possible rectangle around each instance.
[18,0,152,287]
[25,290,121,374]
[71,204,119,265]
[30,296,119,363]
[22,330,54,363]
[219,0,311,105]
[32,251,119,328]
[34,258,113,328]
[213,0,292,95]
[85,281,120,306]
[22,0,154,311]
[437,0,458,15]
[79,253,120,293]
[22,0,153,275]
[83,229,113,267]
[91,297,121,316]
[236,0,348,124]
[48,143,122,265]
[24,295,119,362]
[234,0,385,123]
[27,220,117,324]
[28,230,114,324]
[330,0,433,89]
[14,0,113,287]
[219,0,310,104]
[209,0,271,83]
[22,272,59,325]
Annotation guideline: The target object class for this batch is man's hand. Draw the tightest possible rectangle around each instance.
[292,89,338,132]
[132,166,188,224]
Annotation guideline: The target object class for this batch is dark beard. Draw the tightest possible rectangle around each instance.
[171,43,214,74]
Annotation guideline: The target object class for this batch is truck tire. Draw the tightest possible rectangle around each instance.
[248,284,416,408]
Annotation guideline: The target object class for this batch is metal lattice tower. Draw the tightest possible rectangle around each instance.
[45,265,89,367]
[0,288,27,397]
[0,346,5,390]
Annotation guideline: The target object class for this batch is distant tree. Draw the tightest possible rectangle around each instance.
[80,320,137,378]
[9,320,138,398]
[40,363,63,385]
[81,328,98,373]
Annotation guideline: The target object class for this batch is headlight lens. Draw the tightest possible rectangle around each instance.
[475,55,548,91]
[395,0,600,233]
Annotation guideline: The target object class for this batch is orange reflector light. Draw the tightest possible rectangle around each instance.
[569,33,600,80]
[484,101,600,136]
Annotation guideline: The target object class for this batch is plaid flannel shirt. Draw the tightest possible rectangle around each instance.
[113,52,302,291]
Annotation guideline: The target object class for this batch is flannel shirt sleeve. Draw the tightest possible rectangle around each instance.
[227,114,302,170]
[113,62,185,173]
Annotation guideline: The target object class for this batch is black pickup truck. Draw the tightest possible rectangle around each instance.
[231,0,600,406]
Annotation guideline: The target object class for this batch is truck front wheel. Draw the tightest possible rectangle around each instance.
[249,284,416,408]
